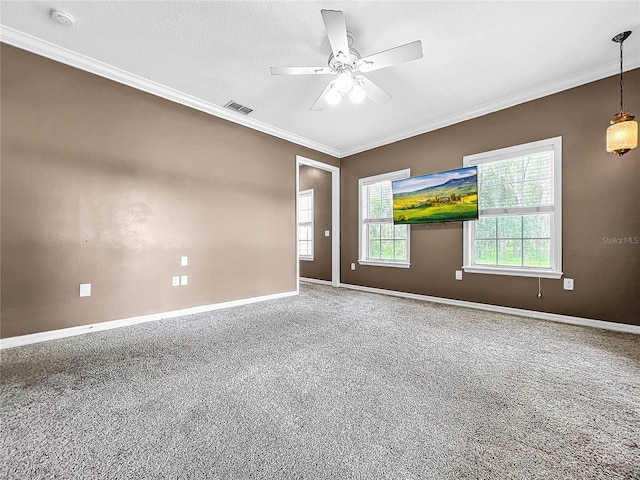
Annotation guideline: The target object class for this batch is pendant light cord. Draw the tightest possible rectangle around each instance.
[619,40,624,113]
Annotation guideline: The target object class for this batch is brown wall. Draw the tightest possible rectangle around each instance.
[340,69,640,326]
[0,44,337,338]
[2,44,638,337]
[299,165,332,282]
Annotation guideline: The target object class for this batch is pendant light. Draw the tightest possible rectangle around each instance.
[606,31,638,156]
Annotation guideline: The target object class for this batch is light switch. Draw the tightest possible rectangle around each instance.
[351,263,356,271]
[455,270,463,280]
[180,274,189,286]
[79,283,91,297]
[563,278,574,290]
[180,255,189,267]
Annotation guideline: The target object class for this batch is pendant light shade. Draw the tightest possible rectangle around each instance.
[607,113,638,156]
[606,31,637,156]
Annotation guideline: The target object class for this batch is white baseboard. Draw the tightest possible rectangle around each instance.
[0,290,298,350]
[300,277,333,286]
[338,283,640,334]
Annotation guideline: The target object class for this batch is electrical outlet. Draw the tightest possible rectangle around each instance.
[455,270,463,280]
[351,263,356,271]
[79,283,91,297]
[180,274,188,286]
[172,276,180,287]
[324,230,331,237]
[563,278,574,290]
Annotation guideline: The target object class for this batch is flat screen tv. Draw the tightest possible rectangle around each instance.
[392,166,478,224]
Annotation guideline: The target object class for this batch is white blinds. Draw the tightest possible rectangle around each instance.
[362,181,393,222]
[476,150,554,216]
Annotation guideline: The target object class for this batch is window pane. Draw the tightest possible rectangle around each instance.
[475,217,497,239]
[369,239,381,259]
[497,216,522,238]
[360,170,411,264]
[299,211,310,223]
[395,224,407,240]
[380,240,395,260]
[523,239,551,267]
[478,151,553,210]
[498,239,522,266]
[475,240,497,265]
[465,138,560,275]
[380,223,394,240]
[523,214,551,238]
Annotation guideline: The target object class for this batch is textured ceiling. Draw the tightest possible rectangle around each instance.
[1,1,639,157]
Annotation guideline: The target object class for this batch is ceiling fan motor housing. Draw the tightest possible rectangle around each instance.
[328,47,361,73]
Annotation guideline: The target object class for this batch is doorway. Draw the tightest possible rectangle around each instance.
[296,156,340,291]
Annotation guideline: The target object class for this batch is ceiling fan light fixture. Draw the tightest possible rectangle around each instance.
[325,84,342,106]
[349,79,366,104]
[335,70,353,93]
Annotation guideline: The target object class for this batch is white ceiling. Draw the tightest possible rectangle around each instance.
[1,1,639,158]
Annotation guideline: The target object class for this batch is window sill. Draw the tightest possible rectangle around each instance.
[462,265,562,279]
[299,257,314,262]
[358,260,411,269]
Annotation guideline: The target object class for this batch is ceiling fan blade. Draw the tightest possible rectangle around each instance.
[361,76,391,104]
[270,66,334,75]
[310,81,334,111]
[321,9,350,63]
[356,40,423,73]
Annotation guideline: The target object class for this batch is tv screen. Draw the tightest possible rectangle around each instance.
[392,166,478,224]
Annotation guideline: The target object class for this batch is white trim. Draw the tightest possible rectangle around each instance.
[4,27,638,160]
[339,55,640,157]
[359,168,411,187]
[463,136,562,278]
[298,188,314,261]
[358,169,411,265]
[0,26,340,158]
[358,260,411,269]
[296,156,340,288]
[0,290,298,350]
[462,266,562,279]
[338,283,640,335]
[300,277,332,286]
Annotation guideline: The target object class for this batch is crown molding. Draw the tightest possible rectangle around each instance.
[3,25,638,160]
[340,55,640,158]
[0,26,341,158]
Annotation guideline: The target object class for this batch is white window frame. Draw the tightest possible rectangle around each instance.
[463,136,562,279]
[358,168,411,268]
[298,189,314,261]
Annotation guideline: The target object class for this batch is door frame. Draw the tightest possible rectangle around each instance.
[296,155,340,290]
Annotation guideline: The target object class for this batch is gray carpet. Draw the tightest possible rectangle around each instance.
[1,283,639,479]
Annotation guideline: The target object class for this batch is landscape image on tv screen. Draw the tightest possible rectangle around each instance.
[392,166,478,224]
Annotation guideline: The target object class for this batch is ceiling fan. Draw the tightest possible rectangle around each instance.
[270,9,423,110]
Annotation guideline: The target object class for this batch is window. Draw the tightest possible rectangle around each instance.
[298,189,314,261]
[359,169,411,267]
[463,137,562,278]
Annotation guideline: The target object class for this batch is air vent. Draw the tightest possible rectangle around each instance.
[224,101,253,116]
